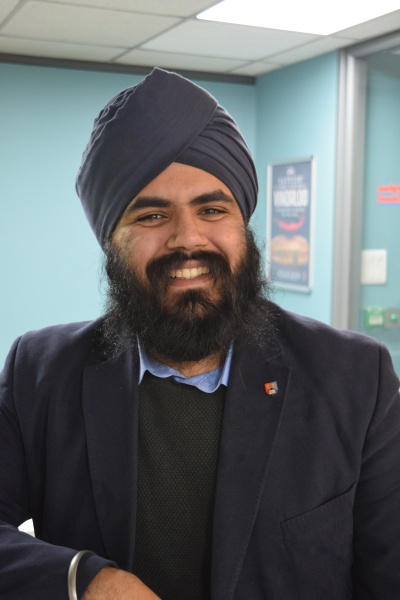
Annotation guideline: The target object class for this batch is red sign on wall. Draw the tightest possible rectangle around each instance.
[377,184,400,204]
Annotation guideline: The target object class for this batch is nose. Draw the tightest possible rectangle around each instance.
[166,211,208,252]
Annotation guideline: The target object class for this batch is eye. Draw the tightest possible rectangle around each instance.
[201,207,226,216]
[137,213,164,223]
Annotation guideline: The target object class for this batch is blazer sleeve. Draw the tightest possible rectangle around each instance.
[352,342,400,598]
[0,338,114,600]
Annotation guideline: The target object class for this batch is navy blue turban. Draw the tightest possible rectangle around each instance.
[76,68,258,247]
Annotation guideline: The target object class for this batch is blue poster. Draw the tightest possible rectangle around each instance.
[267,159,314,292]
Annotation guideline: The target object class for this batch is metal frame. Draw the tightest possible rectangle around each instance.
[332,30,400,329]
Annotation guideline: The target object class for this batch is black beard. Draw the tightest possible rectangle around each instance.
[101,228,276,362]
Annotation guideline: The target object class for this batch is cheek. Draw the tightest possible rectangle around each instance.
[123,232,165,278]
[216,228,247,269]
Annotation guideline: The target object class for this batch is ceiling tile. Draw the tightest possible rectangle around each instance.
[1,2,399,77]
[336,10,400,40]
[271,35,356,65]
[142,20,318,61]
[115,48,246,72]
[48,0,218,18]
[231,62,283,76]
[0,0,19,25]
[1,1,180,47]
[0,35,123,62]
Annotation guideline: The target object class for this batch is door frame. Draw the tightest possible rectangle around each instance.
[332,30,400,329]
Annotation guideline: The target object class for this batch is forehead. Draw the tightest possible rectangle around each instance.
[126,162,238,209]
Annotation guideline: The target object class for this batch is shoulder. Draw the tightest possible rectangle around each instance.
[269,304,400,423]
[274,304,379,353]
[4,319,105,377]
[270,303,393,382]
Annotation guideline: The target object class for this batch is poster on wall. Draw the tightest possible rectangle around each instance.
[267,158,315,292]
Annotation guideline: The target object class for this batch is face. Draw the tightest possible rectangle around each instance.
[112,162,246,309]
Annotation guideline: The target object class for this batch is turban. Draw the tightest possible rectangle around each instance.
[76,68,258,247]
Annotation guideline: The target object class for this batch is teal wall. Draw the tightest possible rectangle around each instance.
[253,53,339,322]
[1,54,339,365]
[0,63,255,364]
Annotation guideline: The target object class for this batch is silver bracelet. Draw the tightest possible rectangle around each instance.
[68,550,95,600]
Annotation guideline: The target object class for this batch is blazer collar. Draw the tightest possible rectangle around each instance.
[211,340,290,600]
[82,346,139,570]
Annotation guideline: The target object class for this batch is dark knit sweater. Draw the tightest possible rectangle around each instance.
[133,372,226,600]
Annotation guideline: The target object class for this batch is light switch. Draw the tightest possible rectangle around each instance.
[361,249,387,285]
[384,308,400,329]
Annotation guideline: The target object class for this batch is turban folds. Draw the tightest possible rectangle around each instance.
[76,68,258,247]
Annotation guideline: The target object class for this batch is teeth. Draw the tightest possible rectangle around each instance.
[170,267,210,279]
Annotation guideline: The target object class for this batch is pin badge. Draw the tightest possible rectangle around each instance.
[264,381,278,396]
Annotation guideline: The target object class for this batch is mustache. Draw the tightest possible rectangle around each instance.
[145,250,231,288]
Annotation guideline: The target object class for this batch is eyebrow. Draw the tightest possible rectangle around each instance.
[124,190,235,215]
[189,191,235,207]
[124,197,172,214]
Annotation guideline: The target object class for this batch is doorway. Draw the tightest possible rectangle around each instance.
[333,31,400,376]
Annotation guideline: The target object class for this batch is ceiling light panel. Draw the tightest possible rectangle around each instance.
[198,0,400,35]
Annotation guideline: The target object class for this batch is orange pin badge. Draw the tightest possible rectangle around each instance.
[264,381,279,396]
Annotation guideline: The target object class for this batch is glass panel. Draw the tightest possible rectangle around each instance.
[358,48,400,375]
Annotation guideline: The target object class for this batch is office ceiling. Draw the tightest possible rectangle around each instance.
[1,0,400,78]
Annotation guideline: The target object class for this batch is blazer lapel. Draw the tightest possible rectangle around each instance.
[211,343,290,600]
[82,348,139,571]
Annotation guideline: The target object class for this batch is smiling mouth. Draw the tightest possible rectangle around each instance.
[170,267,210,279]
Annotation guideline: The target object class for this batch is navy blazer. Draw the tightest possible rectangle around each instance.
[1,305,400,599]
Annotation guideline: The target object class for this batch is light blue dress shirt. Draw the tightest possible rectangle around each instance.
[138,342,233,394]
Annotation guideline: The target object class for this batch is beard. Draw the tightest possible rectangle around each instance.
[101,228,276,362]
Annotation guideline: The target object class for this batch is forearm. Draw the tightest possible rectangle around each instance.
[83,567,161,600]
[0,521,111,599]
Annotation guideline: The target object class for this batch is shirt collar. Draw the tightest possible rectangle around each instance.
[138,340,233,394]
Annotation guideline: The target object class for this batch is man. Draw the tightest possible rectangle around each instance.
[0,68,399,600]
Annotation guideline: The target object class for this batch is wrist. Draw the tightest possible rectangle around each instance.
[68,551,96,600]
